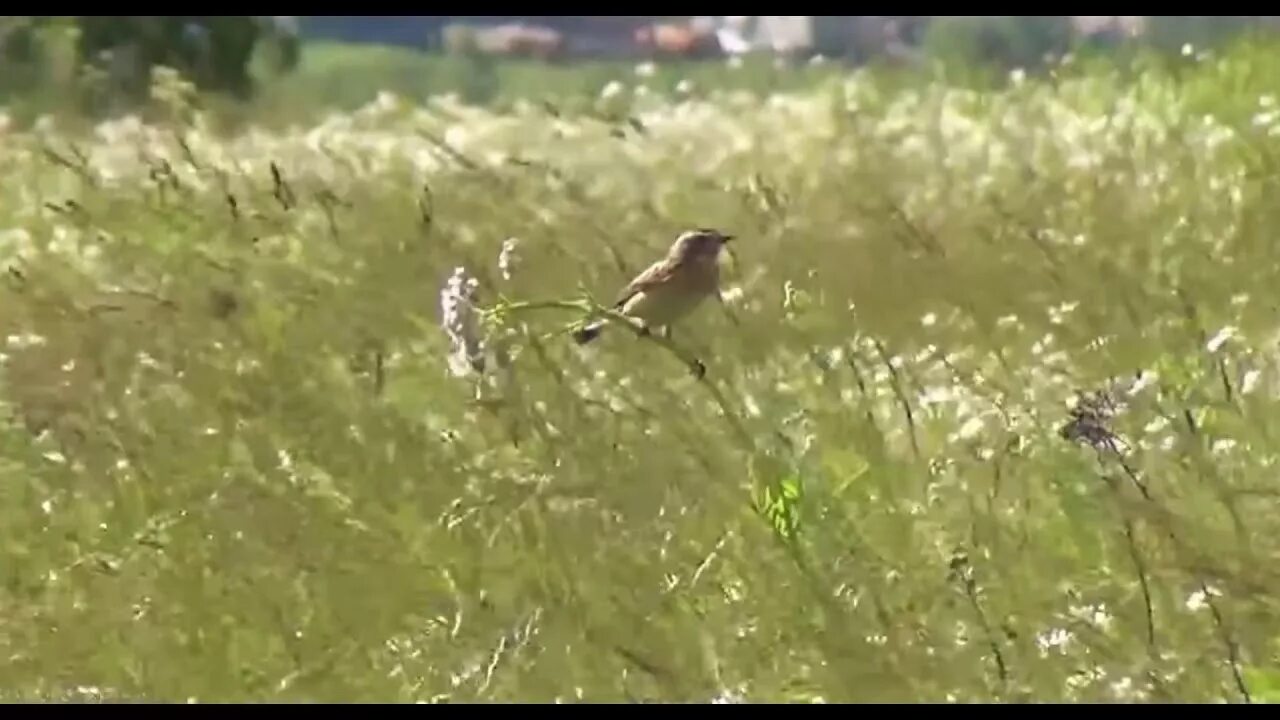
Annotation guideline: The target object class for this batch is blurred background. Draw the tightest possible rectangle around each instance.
[4,16,1280,127]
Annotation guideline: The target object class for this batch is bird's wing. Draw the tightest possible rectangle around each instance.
[614,258,679,307]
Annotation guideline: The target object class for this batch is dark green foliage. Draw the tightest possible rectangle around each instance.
[922,16,1075,73]
[1,16,298,116]
[75,16,264,101]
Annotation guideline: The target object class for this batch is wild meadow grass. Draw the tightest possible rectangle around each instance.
[4,46,1280,702]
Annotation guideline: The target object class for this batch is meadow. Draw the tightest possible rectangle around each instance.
[4,42,1280,703]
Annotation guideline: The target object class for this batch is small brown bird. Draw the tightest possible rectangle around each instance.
[573,228,734,345]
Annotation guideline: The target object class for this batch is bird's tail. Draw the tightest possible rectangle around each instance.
[572,321,605,345]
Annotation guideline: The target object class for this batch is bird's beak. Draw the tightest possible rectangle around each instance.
[721,234,735,244]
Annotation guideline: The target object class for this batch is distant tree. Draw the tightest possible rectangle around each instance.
[1,16,38,64]
[922,16,1074,71]
[0,17,80,102]
[67,16,299,107]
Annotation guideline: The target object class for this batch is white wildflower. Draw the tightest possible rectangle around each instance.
[443,124,470,150]
[919,385,956,407]
[498,237,520,282]
[1185,585,1221,612]
[1070,602,1113,631]
[957,415,985,441]
[1206,326,1237,353]
[374,90,399,113]
[0,227,34,258]
[440,266,485,378]
[1127,371,1158,396]
[1036,627,1073,654]
[711,686,745,704]
[1241,369,1261,395]
[6,332,46,349]
[1048,301,1079,325]
[782,280,798,311]
[600,81,624,101]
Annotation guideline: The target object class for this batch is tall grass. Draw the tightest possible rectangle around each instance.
[4,42,1280,703]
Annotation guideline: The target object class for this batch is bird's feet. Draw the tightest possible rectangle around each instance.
[690,359,706,380]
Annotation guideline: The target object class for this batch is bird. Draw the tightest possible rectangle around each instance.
[572,228,734,345]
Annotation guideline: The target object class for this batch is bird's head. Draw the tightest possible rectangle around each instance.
[671,228,734,261]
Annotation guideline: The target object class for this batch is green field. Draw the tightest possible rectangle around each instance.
[6,41,1280,703]
[240,41,851,126]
